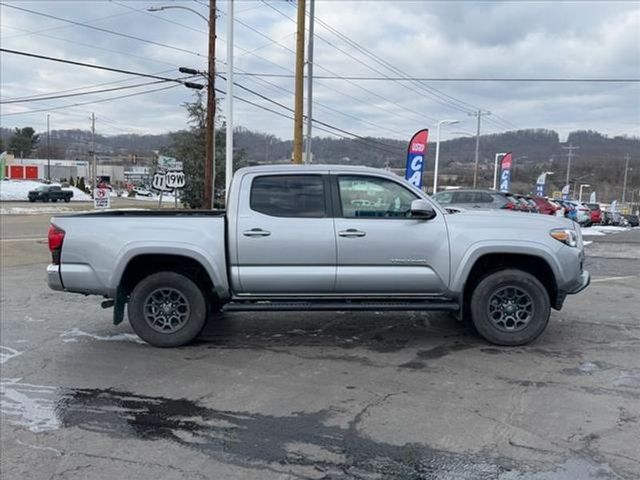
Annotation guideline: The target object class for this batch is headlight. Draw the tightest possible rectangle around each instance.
[550,228,578,247]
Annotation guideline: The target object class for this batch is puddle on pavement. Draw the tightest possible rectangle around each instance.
[1,378,626,479]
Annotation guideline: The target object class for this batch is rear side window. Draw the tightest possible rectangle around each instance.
[250,175,326,218]
[433,191,453,204]
[454,192,492,203]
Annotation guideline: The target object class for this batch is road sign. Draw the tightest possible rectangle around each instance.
[93,188,111,209]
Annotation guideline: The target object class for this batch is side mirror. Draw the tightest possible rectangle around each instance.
[411,199,436,220]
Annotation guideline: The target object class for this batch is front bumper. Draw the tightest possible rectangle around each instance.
[568,269,591,294]
[47,264,64,291]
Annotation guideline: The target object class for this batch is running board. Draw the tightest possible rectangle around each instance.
[222,300,459,313]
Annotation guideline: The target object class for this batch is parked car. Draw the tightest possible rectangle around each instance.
[547,199,565,217]
[603,211,623,226]
[28,185,73,203]
[513,195,535,213]
[586,203,602,225]
[531,196,558,215]
[133,187,153,197]
[524,196,540,213]
[625,214,639,227]
[431,189,517,211]
[47,165,589,348]
[565,200,591,226]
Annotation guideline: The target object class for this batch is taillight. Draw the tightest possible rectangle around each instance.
[48,225,65,264]
[502,203,516,210]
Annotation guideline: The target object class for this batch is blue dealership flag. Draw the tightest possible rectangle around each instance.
[499,152,513,192]
[405,129,429,188]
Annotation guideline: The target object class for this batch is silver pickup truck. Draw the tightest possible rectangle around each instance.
[47,165,589,347]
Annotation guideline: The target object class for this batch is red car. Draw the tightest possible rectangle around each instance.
[531,196,558,215]
[586,203,602,224]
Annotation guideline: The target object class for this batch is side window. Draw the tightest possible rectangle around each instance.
[338,176,417,218]
[478,192,494,203]
[433,191,453,204]
[454,192,475,203]
[250,175,326,218]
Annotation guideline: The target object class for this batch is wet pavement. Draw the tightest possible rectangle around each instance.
[1,222,639,479]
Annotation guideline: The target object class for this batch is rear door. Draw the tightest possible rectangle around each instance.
[332,174,449,295]
[234,173,336,295]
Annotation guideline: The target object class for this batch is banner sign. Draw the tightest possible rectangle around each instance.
[561,184,570,200]
[589,191,596,203]
[93,187,111,209]
[535,172,547,196]
[0,151,6,181]
[499,152,513,192]
[405,129,429,188]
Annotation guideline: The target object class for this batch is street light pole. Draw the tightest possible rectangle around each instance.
[46,114,51,181]
[433,119,459,193]
[622,153,630,204]
[225,0,234,198]
[579,183,591,202]
[468,110,490,188]
[492,152,507,190]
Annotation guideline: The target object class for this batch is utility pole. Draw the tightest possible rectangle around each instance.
[468,110,491,188]
[225,0,233,197]
[46,114,51,181]
[292,0,306,164]
[622,153,630,204]
[304,0,315,164]
[562,143,579,191]
[204,0,216,208]
[91,113,96,192]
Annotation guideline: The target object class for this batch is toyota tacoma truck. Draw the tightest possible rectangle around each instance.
[46,165,590,347]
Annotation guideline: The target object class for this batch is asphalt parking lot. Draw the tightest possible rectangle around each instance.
[1,207,639,479]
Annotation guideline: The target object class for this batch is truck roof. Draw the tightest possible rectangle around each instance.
[236,164,399,175]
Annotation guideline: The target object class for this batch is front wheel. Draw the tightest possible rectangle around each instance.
[127,271,207,347]
[470,269,550,346]
[64,198,71,203]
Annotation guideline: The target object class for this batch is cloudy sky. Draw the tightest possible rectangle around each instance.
[1,0,639,142]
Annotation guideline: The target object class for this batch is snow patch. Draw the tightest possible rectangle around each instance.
[0,378,61,433]
[60,328,145,344]
[0,346,22,365]
[0,180,91,202]
[0,206,75,215]
[581,225,629,236]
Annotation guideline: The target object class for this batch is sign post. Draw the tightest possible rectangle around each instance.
[93,187,111,209]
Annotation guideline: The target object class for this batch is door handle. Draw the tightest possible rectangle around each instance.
[338,229,366,238]
[243,228,271,237]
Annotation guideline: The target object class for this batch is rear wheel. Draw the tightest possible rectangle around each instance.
[470,269,550,346]
[127,271,207,347]
[64,198,70,203]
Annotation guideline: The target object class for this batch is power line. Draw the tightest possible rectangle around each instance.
[230,14,435,123]
[233,65,408,137]
[2,84,181,117]
[1,24,179,69]
[0,49,200,87]
[228,71,640,83]
[0,3,206,59]
[1,79,178,104]
[217,75,401,151]
[2,69,178,102]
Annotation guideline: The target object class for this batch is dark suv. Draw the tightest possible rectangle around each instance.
[432,189,517,210]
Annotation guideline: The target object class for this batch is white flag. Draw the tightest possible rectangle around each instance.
[589,191,596,203]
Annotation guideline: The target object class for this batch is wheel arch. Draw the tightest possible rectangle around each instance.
[461,252,559,312]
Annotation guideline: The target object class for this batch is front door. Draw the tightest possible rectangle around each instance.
[234,173,336,295]
[332,174,449,295]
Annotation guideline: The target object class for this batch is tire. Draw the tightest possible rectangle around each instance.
[52,199,58,203]
[64,198,70,203]
[29,198,36,203]
[127,271,207,347]
[470,269,550,346]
